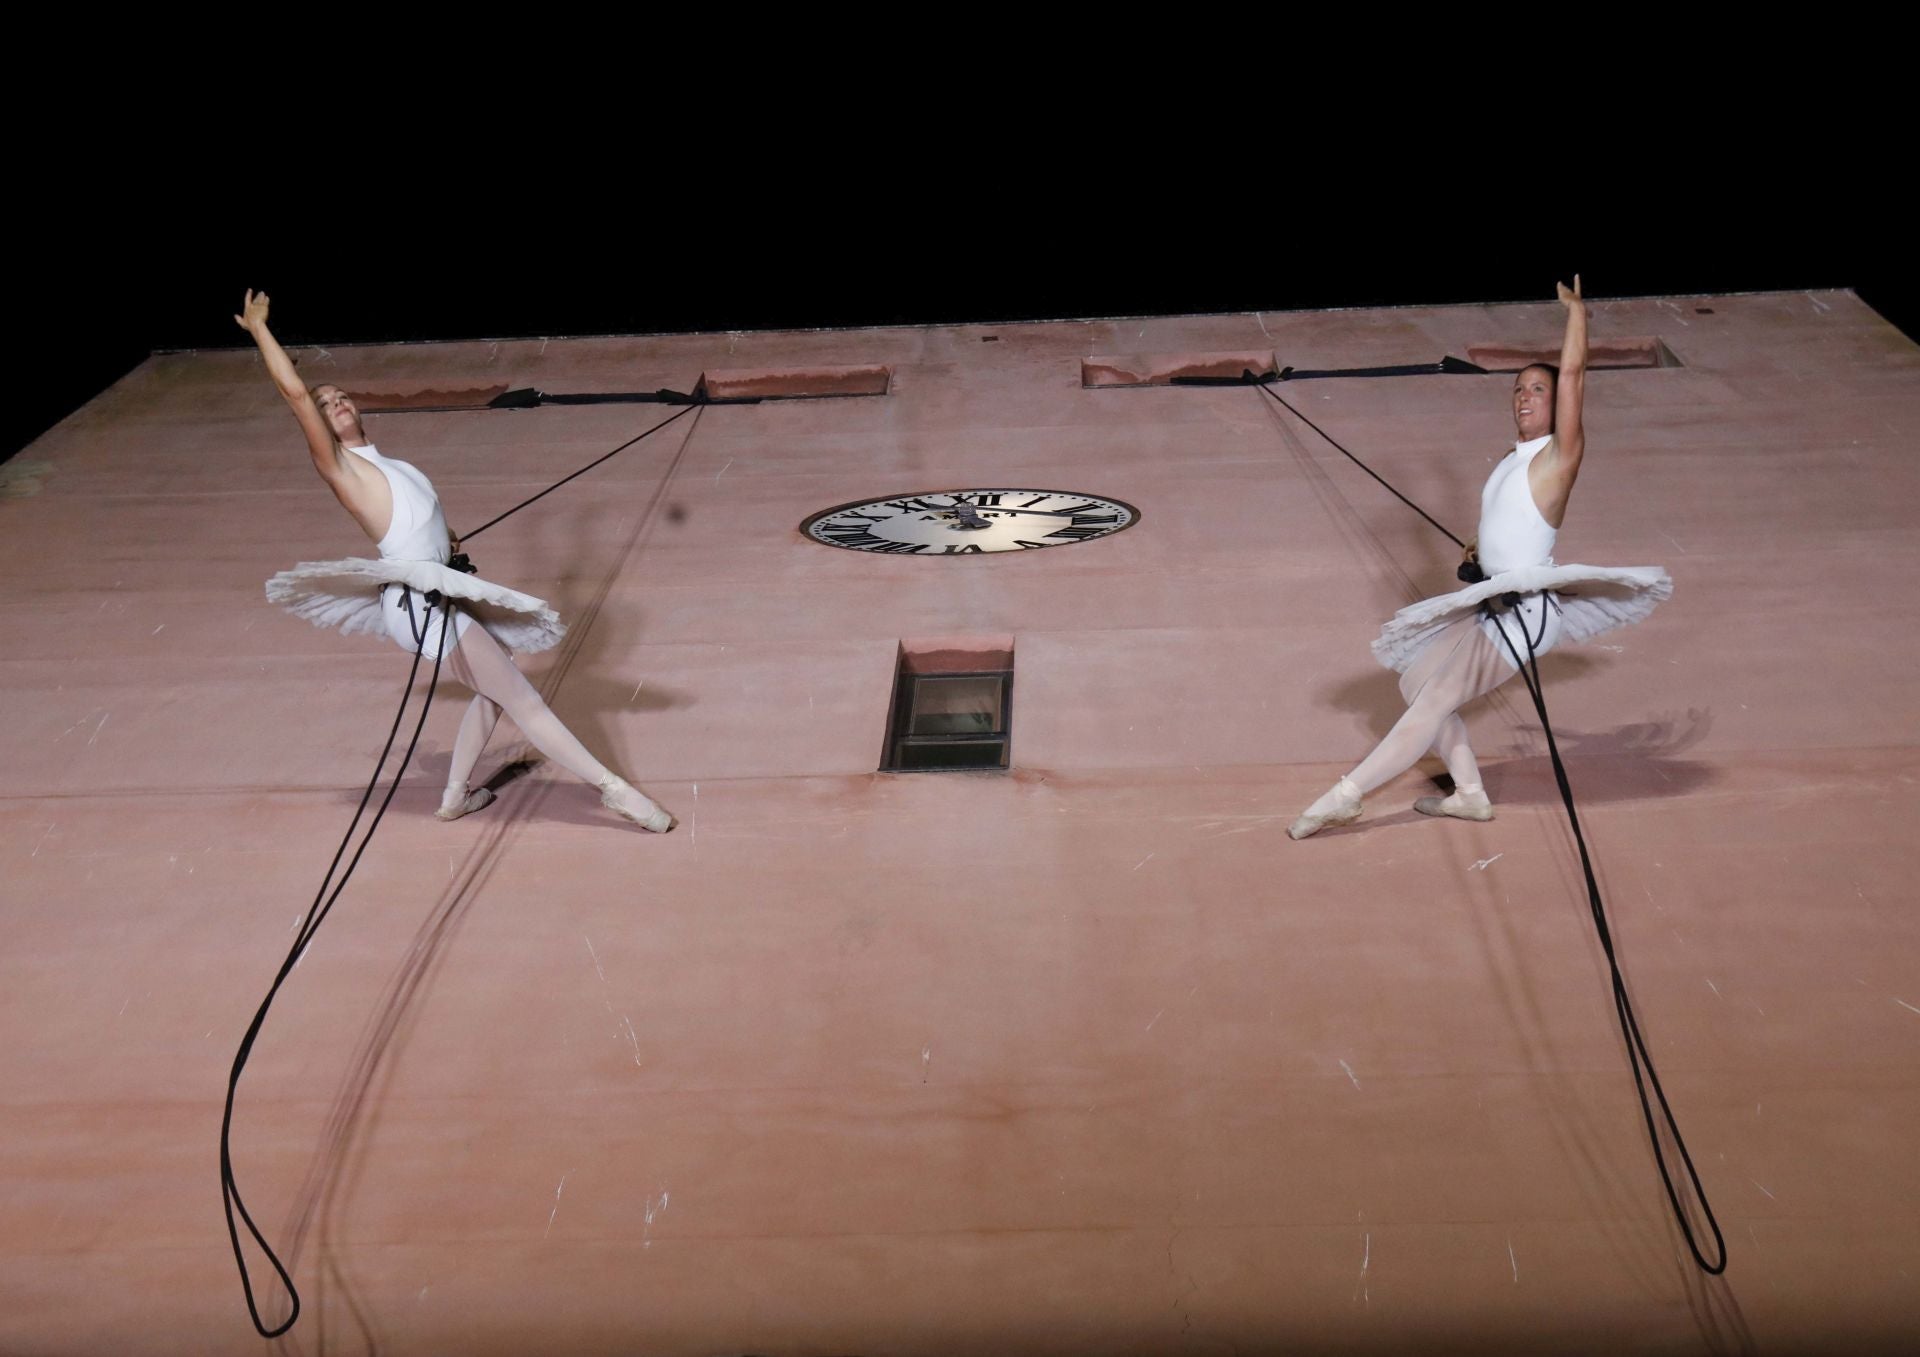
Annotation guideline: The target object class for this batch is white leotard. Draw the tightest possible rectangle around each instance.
[1477,434,1557,573]
[342,444,471,654]
[1474,434,1563,660]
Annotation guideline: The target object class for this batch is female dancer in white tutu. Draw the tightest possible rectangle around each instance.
[1290,277,1669,839]
[239,290,674,832]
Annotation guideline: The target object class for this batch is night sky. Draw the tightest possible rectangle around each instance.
[13,149,1908,463]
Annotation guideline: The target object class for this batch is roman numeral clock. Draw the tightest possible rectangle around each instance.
[801,491,1139,554]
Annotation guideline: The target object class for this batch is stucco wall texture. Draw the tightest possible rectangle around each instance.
[2,291,1916,1355]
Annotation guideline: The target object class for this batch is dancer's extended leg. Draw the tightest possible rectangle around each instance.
[448,622,673,831]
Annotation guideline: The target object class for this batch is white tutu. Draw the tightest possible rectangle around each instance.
[265,557,567,655]
[1372,562,1671,674]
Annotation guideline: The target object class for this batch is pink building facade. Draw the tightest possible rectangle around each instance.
[2,291,1916,1353]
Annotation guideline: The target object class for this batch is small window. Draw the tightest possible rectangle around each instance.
[882,638,1014,772]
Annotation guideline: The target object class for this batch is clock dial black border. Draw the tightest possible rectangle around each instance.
[798,489,1143,554]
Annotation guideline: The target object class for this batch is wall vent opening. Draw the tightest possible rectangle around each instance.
[697,364,892,402]
[1082,352,1278,388]
[1466,336,1682,371]
[356,385,513,414]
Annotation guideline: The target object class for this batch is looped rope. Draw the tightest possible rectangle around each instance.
[220,590,451,1336]
[1490,596,1728,1275]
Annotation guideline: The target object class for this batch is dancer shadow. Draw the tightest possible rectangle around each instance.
[535,666,690,780]
[1482,708,1720,806]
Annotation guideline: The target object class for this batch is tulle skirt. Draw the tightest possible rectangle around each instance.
[1372,562,1671,674]
[265,557,566,655]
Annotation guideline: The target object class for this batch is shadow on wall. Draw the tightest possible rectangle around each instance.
[1481,707,1719,806]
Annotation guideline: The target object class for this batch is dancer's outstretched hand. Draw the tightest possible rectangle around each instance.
[1556,275,1583,308]
[234,289,271,335]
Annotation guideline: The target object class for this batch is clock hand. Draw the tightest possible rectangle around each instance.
[935,504,1081,518]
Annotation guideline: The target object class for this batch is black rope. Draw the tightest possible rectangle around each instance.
[487,386,706,410]
[1242,374,1468,549]
[220,591,450,1337]
[1490,598,1728,1274]
[1236,368,1727,1275]
[1277,356,1488,380]
[460,402,698,542]
[1173,357,1486,383]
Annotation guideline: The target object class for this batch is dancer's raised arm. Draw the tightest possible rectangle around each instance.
[235,291,388,535]
[1531,276,1587,525]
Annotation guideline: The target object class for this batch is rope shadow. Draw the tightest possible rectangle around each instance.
[1443,810,1734,1306]
[270,790,541,1356]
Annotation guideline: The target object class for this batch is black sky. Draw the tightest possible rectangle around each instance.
[13,124,1910,462]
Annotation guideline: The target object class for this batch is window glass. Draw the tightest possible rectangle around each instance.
[908,675,1004,736]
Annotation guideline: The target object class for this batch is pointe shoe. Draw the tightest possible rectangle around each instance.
[1288,778,1363,840]
[598,774,675,833]
[435,784,496,821]
[1413,787,1494,822]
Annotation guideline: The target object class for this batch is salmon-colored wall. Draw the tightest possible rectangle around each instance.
[2,292,1916,1354]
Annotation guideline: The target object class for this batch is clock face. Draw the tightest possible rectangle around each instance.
[801,489,1139,555]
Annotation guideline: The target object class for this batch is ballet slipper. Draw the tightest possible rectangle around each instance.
[435,784,496,821]
[598,774,674,833]
[1413,785,1494,822]
[1288,777,1363,840]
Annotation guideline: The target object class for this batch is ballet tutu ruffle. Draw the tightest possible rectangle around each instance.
[265,557,567,654]
[1372,562,1671,674]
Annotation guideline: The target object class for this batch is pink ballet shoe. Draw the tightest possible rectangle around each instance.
[1288,777,1363,840]
[598,774,674,833]
[1413,786,1494,822]
[435,784,496,821]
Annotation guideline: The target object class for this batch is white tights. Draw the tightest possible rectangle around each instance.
[1344,620,1517,797]
[438,620,661,821]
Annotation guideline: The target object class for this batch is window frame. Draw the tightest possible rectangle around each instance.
[881,666,1014,773]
